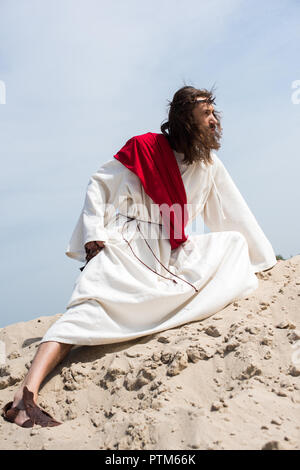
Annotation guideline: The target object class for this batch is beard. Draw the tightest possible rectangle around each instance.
[185,122,223,165]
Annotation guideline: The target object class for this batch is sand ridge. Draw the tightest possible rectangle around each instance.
[0,256,299,450]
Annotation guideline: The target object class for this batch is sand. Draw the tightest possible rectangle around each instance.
[0,256,299,450]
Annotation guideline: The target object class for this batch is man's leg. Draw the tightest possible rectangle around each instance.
[10,341,73,426]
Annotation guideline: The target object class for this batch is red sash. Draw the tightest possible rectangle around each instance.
[114,132,188,249]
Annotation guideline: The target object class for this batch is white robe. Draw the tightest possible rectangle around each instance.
[40,150,277,345]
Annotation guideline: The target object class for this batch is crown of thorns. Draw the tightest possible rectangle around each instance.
[169,96,216,108]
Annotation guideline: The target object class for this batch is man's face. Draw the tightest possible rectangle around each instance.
[192,100,218,134]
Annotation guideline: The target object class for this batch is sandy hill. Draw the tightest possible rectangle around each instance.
[0,257,299,450]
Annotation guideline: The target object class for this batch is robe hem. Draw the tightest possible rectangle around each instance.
[252,258,277,274]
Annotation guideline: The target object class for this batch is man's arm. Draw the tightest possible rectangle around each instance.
[66,158,128,263]
[203,154,277,273]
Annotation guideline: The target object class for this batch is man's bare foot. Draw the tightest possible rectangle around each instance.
[3,386,61,427]
[10,397,31,427]
[8,386,36,427]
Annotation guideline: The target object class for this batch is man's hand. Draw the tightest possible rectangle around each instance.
[84,240,105,263]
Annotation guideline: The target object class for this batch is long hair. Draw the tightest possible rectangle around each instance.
[161,86,222,166]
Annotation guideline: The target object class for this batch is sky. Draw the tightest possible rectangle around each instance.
[0,0,299,328]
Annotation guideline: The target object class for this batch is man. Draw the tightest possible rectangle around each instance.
[2,86,277,427]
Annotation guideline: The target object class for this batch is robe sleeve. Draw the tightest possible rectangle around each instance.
[202,153,277,273]
[65,158,128,262]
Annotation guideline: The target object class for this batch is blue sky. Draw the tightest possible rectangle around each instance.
[0,0,299,328]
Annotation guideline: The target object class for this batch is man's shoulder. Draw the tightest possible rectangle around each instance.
[207,151,225,177]
[131,132,161,144]
[210,151,224,167]
[114,132,160,157]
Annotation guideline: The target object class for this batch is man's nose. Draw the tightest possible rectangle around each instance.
[210,115,218,125]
